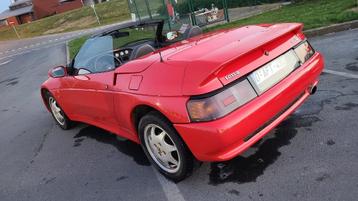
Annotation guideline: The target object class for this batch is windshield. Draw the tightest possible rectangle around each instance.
[73,23,158,74]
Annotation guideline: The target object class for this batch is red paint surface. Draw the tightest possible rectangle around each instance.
[41,23,324,161]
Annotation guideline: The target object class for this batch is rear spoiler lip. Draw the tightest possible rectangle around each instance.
[214,23,303,78]
[213,23,304,86]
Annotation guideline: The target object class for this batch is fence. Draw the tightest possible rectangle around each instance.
[127,0,289,29]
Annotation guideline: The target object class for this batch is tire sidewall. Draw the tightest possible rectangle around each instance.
[46,92,71,130]
[138,112,193,182]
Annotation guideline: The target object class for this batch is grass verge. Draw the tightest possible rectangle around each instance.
[67,0,358,61]
[68,36,89,60]
[206,0,358,32]
[0,0,130,41]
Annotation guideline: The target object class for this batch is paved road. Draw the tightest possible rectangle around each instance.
[0,29,357,201]
[0,21,131,61]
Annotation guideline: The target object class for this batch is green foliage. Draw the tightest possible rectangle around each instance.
[0,0,130,41]
[157,0,289,15]
[206,0,358,32]
[68,36,89,60]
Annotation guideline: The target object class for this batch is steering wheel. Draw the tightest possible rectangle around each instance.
[94,54,122,72]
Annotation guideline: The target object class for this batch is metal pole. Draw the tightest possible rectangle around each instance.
[188,0,196,26]
[132,0,141,22]
[223,0,230,22]
[11,24,20,39]
[144,0,152,19]
[162,0,171,30]
[91,4,101,25]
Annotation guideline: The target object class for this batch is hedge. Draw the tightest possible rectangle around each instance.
[157,0,290,15]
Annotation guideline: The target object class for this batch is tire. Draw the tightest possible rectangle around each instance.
[45,92,73,130]
[138,111,194,182]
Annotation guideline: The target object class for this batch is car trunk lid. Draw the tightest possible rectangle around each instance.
[172,23,304,95]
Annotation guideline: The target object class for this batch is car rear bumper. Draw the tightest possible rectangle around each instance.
[174,52,324,162]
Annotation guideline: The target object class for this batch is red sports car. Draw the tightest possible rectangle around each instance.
[41,20,324,181]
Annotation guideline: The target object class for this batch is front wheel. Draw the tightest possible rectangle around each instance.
[46,92,73,130]
[138,112,194,182]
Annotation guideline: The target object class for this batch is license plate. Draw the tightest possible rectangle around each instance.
[249,50,299,93]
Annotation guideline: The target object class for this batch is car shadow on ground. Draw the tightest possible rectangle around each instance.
[72,111,322,184]
[208,85,356,185]
[208,114,320,185]
[73,126,150,166]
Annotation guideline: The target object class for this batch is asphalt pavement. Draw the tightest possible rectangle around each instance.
[0,29,357,201]
[0,20,131,61]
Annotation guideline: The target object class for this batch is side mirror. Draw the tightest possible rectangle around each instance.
[78,68,91,75]
[48,66,67,78]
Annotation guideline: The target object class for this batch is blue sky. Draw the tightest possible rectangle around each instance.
[0,1,10,13]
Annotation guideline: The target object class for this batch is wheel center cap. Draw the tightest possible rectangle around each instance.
[154,144,165,156]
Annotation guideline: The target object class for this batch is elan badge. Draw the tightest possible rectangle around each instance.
[225,70,240,80]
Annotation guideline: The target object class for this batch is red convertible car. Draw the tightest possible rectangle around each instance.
[41,20,324,181]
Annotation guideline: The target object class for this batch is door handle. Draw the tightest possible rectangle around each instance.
[104,85,109,90]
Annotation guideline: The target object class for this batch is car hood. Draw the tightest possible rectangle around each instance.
[159,23,303,96]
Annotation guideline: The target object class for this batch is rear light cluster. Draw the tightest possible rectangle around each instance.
[294,41,315,64]
[187,40,315,122]
[187,80,257,122]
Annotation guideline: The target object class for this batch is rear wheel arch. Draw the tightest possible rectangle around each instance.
[131,104,196,147]
[132,105,170,133]
[131,105,196,155]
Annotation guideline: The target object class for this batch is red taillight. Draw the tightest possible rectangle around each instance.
[294,41,315,64]
[187,79,257,122]
[222,95,237,107]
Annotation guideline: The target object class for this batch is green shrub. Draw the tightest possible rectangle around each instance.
[156,0,290,15]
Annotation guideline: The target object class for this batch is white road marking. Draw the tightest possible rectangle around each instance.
[153,168,186,201]
[0,22,127,59]
[324,69,358,79]
[0,59,12,66]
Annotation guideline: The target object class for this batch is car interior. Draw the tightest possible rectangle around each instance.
[70,21,203,76]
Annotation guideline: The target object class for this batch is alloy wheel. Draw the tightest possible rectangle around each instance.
[143,124,181,173]
[49,97,65,126]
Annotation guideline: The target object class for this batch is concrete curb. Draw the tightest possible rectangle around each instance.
[304,20,358,38]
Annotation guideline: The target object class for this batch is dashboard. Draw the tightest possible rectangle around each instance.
[75,40,156,75]
[114,48,133,63]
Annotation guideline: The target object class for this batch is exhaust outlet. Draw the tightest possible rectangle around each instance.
[309,85,317,95]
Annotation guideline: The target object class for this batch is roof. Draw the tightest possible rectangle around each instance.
[10,0,32,7]
[0,6,33,20]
